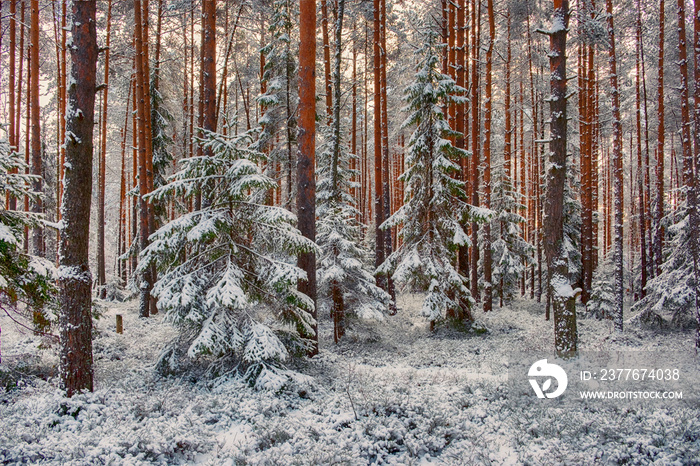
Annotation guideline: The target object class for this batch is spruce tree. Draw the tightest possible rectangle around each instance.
[138,127,316,388]
[492,166,534,307]
[0,129,54,336]
[379,28,477,327]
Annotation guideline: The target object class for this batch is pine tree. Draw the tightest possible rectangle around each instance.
[379,28,476,327]
[138,127,316,388]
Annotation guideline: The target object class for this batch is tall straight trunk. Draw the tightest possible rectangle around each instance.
[50,0,61,238]
[590,41,599,273]
[29,0,43,257]
[17,1,24,186]
[131,75,138,275]
[456,0,468,290]
[97,0,113,298]
[655,0,665,276]
[580,38,593,303]
[447,0,455,131]
[118,82,132,284]
[331,0,346,343]
[606,0,624,332]
[201,0,217,185]
[469,0,480,301]
[7,0,16,211]
[154,0,163,90]
[24,7,31,253]
[542,0,577,356]
[189,5,195,168]
[482,0,494,312]
[182,11,189,161]
[380,0,396,312]
[321,0,332,118]
[59,0,97,398]
[373,0,385,287]
[500,9,512,308]
[635,8,647,298]
[519,82,527,296]
[351,26,358,206]
[692,0,700,348]
[134,0,151,317]
[297,0,318,357]
[640,11,653,281]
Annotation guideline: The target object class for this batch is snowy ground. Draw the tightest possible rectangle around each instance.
[1,294,699,465]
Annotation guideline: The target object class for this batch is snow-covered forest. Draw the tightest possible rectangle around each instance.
[1,0,700,463]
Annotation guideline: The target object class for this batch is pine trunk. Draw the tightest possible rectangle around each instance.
[635,10,647,298]
[692,0,700,348]
[321,0,332,118]
[7,0,16,211]
[134,0,151,317]
[297,0,318,356]
[482,0,494,312]
[331,0,346,342]
[96,0,112,298]
[469,0,480,301]
[29,0,43,257]
[607,0,624,332]
[373,0,385,289]
[543,0,577,356]
[59,0,97,397]
[655,0,665,276]
[380,0,396,313]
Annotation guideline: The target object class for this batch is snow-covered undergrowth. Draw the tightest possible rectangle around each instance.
[1,295,699,465]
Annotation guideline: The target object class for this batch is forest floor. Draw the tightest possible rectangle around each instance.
[1,293,700,465]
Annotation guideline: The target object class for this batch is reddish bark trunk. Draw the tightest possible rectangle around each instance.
[297,0,318,356]
[59,0,98,398]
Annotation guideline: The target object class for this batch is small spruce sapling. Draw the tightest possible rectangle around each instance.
[138,124,316,388]
[317,124,391,341]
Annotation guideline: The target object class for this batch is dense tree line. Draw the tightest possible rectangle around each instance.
[2,0,700,393]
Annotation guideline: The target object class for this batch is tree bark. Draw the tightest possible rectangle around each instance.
[134,0,151,317]
[373,0,385,289]
[59,0,97,397]
[7,0,16,211]
[543,0,577,356]
[380,0,396,313]
[606,0,624,332]
[635,7,647,298]
[321,0,332,118]
[331,0,346,342]
[297,0,318,357]
[469,0,480,301]
[29,0,43,257]
[692,0,700,348]
[97,0,113,298]
[482,0,494,312]
[655,0,665,277]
